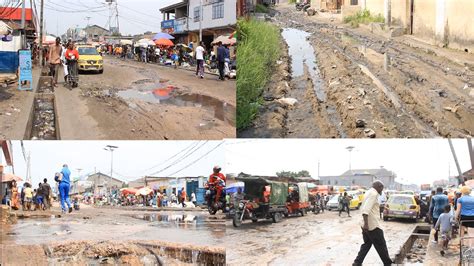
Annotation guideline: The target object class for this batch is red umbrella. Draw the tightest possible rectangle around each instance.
[154,38,174,46]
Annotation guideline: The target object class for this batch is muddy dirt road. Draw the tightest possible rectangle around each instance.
[1,205,226,265]
[226,209,417,265]
[241,5,474,138]
[0,56,236,140]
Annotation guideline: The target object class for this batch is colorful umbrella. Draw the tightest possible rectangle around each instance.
[120,187,138,196]
[136,186,153,196]
[212,35,236,46]
[229,31,237,39]
[152,32,175,40]
[154,38,174,46]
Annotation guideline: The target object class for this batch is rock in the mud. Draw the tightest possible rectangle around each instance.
[358,88,366,97]
[363,100,371,105]
[438,90,448,97]
[355,119,366,128]
[348,105,355,110]
[277,98,298,106]
[364,128,376,138]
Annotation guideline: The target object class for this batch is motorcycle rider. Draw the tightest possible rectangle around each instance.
[208,166,226,204]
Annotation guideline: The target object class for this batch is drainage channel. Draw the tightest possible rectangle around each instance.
[394,225,430,264]
[43,241,225,265]
[24,74,60,140]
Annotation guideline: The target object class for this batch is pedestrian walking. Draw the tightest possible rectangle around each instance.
[60,41,69,83]
[339,192,351,217]
[455,186,474,238]
[429,187,449,244]
[49,37,63,87]
[36,183,45,211]
[353,181,392,266]
[195,42,206,78]
[435,205,453,256]
[224,44,231,77]
[58,164,73,213]
[24,183,33,211]
[191,192,197,206]
[216,42,226,80]
[42,178,51,210]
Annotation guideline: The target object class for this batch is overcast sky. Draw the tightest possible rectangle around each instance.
[32,0,180,36]
[4,140,224,186]
[224,139,472,185]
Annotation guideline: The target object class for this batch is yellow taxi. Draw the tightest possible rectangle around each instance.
[347,191,363,209]
[383,194,420,222]
[77,45,104,73]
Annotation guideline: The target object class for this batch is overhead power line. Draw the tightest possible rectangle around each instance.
[148,141,209,176]
[143,141,199,172]
[168,142,225,176]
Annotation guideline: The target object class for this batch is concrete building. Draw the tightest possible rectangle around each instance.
[83,24,110,42]
[319,167,397,189]
[341,0,474,53]
[159,0,236,47]
[0,140,14,202]
[85,172,124,196]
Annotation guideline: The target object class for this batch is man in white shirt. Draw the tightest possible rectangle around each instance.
[195,41,206,79]
[353,180,392,265]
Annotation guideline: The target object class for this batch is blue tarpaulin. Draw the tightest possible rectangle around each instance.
[0,51,18,73]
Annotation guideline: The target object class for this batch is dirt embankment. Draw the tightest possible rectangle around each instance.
[241,5,474,138]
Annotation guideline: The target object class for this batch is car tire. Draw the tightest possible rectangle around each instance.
[272,212,282,223]
[99,69,103,74]
[383,215,388,221]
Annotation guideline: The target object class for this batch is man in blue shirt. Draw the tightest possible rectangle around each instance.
[429,187,449,243]
[59,164,72,213]
[216,41,226,81]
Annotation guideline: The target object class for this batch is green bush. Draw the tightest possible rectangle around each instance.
[255,4,269,13]
[237,18,281,129]
[343,9,384,27]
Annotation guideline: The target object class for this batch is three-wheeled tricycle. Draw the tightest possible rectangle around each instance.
[286,182,311,217]
[233,176,288,227]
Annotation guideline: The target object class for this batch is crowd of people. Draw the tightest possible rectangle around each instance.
[2,164,75,214]
[101,40,235,80]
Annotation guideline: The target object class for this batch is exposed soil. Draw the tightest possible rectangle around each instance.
[240,4,474,138]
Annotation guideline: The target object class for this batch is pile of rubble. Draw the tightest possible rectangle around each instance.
[31,98,56,139]
[405,238,427,263]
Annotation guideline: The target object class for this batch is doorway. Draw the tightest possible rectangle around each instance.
[409,0,414,34]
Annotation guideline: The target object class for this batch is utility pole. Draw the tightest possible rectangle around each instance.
[448,139,463,184]
[104,145,118,195]
[199,0,203,42]
[115,1,119,34]
[20,0,26,49]
[346,146,355,172]
[39,0,44,66]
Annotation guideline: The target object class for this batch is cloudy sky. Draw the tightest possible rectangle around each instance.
[33,0,180,36]
[224,139,472,185]
[4,140,224,186]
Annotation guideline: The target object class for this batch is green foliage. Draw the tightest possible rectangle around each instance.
[255,4,269,13]
[343,9,384,27]
[276,170,311,178]
[237,18,281,129]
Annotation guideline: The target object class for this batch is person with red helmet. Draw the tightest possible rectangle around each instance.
[209,166,226,204]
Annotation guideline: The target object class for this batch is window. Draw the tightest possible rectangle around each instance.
[212,2,224,19]
[194,6,201,22]
[351,0,358,5]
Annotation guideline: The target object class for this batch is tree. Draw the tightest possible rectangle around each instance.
[276,170,311,178]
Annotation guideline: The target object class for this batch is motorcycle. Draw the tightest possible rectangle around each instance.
[205,182,227,215]
[296,0,311,11]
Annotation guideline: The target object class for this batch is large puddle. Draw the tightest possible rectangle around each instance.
[1,212,224,246]
[282,28,346,137]
[118,86,235,126]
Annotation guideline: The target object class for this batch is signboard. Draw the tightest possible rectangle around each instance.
[18,49,32,91]
[161,19,174,29]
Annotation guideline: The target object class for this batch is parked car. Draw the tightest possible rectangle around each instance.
[77,45,104,73]
[383,194,420,222]
[326,193,360,211]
